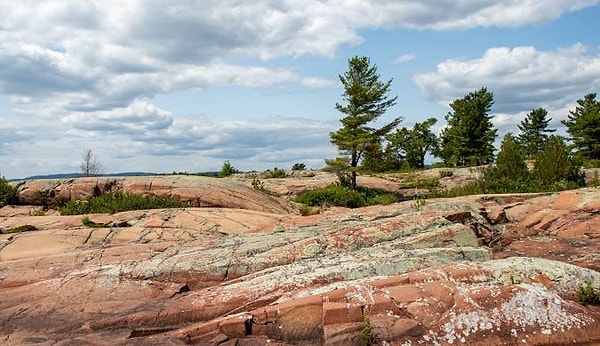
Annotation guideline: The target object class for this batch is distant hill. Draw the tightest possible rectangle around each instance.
[12,171,220,181]
[13,172,157,181]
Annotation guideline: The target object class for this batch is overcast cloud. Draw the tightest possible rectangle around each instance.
[1,0,599,178]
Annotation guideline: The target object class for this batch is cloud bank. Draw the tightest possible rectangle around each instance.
[0,0,598,177]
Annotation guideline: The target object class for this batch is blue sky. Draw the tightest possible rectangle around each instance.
[1,1,600,179]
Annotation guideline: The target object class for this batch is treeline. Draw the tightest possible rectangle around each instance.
[328,55,600,192]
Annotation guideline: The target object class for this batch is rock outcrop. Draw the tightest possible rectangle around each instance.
[1,177,600,345]
[15,175,295,214]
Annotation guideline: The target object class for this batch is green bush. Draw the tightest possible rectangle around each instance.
[294,184,366,208]
[0,177,16,207]
[220,160,239,177]
[292,163,306,171]
[265,167,287,179]
[294,184,402,208]
[59,191,187,215]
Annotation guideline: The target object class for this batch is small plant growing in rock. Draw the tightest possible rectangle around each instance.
[508,264,521,285]
[29,208,46,216]
[298,204,313,216]
[577,280,600,305]
[439,169,454,178]
[81,216,105,228]
[411,195,426,212]
[251,177,265,191]
[360,316,375,346]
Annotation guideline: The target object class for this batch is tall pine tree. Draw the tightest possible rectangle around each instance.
[562,93,600,161]
[517,108,555,159]
[329,56,402,188]
[437,87,497,166]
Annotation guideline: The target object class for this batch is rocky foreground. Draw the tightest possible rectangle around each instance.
[1,174,600,345]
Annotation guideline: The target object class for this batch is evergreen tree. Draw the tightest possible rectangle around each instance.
[562,93,600,161]
[517,108,555,159]
[533,135,585,188]
[330,56,402,188]
[437,87,497,166]
[488,133,529,181]
[386,117,438,169]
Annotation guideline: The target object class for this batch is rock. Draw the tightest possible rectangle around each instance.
[15,175,295,214]
[1,182,600,344]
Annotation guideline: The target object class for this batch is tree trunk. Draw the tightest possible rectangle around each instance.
[351,150,358,189]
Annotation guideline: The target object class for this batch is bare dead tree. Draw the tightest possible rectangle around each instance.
[79,149,103,177]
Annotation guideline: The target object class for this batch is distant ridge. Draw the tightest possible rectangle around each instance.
[14,172,157,181]
[12,171,220,181]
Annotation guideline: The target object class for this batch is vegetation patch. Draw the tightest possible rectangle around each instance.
[263,167,287,179]
[82,216,107,228]
[294,184,402,208]
[361,316,375,345]
[0,177,17,207]
[4,224,38,234]
[59,191,187,215]
[577,280,600,305]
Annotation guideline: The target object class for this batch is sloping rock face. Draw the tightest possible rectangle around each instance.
[1,187,600,344]
[15,175,294,214]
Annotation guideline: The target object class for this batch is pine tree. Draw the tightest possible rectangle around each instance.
[533,135,585,188]
[437,87,497,166]
[562,93,600,161]
[517,108,555,159]
[484,133,530,193]
[330,56,402,188]
[386,117,438,169]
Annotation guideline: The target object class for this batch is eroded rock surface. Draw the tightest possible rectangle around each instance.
[15,175,295,213]
[1,180,600,345]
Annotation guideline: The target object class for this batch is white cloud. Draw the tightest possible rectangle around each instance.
[393,54,416,64]
[1,0,599,177]
[415,44,600,114]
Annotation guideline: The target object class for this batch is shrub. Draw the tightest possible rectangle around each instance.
[294,184,402,208]
[489,133,529,181]
[220,160,239,177]
[59,191,187,215]
[0,176,16,207]
[294,184,366,208]
[292,163,306,171]
[265,167,287,179]
[533,136,585,189]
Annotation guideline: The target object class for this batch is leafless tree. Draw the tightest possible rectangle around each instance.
[79,149,103,177]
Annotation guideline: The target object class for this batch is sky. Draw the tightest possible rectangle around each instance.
[1,1,600,179]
